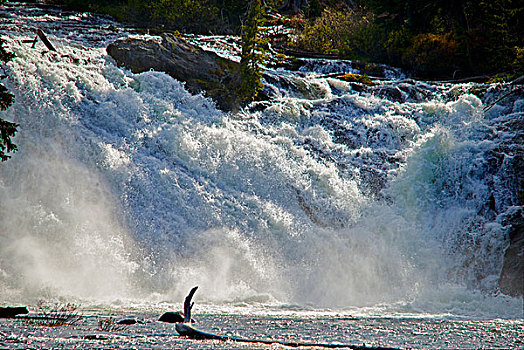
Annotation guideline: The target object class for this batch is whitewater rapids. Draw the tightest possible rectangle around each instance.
[0,2,522,319]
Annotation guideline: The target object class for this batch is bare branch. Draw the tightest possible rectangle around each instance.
[183,286,198,323]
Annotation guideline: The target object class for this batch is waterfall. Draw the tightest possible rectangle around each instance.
[0,3,521,317]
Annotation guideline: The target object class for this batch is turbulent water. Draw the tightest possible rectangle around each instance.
[0,1,522,324]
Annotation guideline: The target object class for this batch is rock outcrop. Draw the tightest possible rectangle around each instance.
[107,33,241,111]
[489,112,524,297]
[499,208,524,297]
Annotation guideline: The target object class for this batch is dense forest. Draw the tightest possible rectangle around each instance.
[47,0,523,79]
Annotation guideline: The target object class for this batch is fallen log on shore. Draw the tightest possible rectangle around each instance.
[176,321,400,349]
[174,287,401,350]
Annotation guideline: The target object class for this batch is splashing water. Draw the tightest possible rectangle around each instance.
[0,3,522,318]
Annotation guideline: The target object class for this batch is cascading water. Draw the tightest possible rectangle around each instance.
[0,2,522,317]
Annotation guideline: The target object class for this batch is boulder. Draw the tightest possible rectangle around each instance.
[158,311,192,323]
[107,33,241,111]
[116,316,143,325]
[0,306,29,318]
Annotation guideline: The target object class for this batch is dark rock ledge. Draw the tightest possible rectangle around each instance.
[107,33,241,112]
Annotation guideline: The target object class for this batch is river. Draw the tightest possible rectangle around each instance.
[0,1,522,348]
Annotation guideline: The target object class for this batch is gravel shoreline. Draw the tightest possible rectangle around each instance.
[1,311,523,349]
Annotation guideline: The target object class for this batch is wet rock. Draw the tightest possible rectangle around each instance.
[489,112,524,297]
[272,53,401,79]
[350,60,402,78]
[499,208,524,297]
[107,33,240,111]
[399,82,434,102]
[372,85,403,102]
[0,306,29,318]
[266,55,304,71]
[117,317,143,325]
[158,311,185,323]
[371,81,434,103]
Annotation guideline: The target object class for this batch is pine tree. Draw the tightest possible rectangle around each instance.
[236,0,266,107]
[0,29,18,162]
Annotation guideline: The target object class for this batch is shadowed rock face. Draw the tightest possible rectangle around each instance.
[492,116,524,297]
[107,33,240,111]
[499,208,524,297]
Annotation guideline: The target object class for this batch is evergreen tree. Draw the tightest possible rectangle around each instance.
[237,0,266,106]
[0,25,18,162]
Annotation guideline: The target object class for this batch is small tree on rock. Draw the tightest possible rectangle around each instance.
[236,0,267,107]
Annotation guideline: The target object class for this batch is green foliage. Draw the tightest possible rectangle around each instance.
[405,32,460,76]
[237,0,266,106]
[0,118,18,162]
[0,40,14,63]
[513,46,524,69]
[361,0,523,76]
[289,0,524,78]
[302,0,322,18]
[57,0,255,34]
[0,36,18,162]
[42,0,524,78]
[147,0,220,32]
[289,6,376,58]
[337,73,374,85]
[383,25,410,63]
[0,84,14,111]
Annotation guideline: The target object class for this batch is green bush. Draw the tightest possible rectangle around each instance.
[289,6,377,58]
[147,0,220,32]
[405,32,459,76]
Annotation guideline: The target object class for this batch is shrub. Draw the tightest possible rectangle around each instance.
[337,73,374,85]
[289,6,376,58]
[405,32,459,76]
[147,0,220,33]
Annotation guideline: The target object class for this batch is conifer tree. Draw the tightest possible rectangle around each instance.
[237,0,266,106]
[0,27,18,162]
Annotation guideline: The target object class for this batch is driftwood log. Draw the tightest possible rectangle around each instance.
[36,29,56,51]
[174,287,400,350]
[22,29,57,52]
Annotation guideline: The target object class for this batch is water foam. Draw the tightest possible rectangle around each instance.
[0,16,521,317]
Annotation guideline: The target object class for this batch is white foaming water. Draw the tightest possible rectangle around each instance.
[0,4,522,318]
